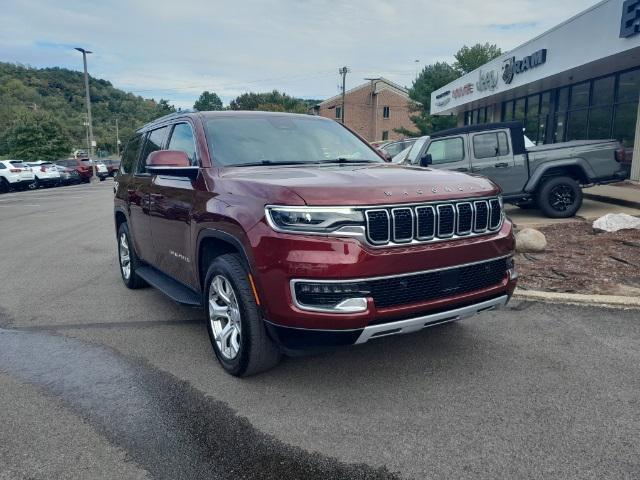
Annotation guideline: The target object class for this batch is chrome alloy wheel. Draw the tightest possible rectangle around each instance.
[209,275,242,360]
[119,232,131,280]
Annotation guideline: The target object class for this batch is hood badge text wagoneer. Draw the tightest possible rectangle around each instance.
[383,184,477,197]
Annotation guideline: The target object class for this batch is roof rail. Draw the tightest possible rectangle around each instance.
[148,109,196,125]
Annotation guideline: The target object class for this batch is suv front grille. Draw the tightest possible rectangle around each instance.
[364,198,502,246]
[368,257,508,309]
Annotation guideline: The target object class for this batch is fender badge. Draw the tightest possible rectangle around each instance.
[431,187,437,193]
[384,191,392,196]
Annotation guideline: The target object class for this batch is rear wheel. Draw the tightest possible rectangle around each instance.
[117,222,147,289]
[537,176,583,218]
[205,253,280,377]
[0,179,9,194]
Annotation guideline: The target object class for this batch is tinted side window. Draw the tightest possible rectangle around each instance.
[473,132,509,159]
[120,134,143,174]
[0,163,5,170]
[138,127,169,174]
[167,123,197,165]
[426,137,464,164]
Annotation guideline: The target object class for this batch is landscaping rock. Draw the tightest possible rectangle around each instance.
[516,228,547,252]
[592,213,640,233]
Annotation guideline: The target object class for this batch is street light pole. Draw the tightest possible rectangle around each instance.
[75,47,98,183]
[115,118,120,157]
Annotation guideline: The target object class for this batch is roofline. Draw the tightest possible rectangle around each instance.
[318,78,410,106]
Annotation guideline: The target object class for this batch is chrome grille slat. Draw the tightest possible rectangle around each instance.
[363,197,503,247]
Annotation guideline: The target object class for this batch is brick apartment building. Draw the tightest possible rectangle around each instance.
[313,78,417,142]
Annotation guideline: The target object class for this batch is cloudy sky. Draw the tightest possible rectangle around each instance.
[2,0,597,109]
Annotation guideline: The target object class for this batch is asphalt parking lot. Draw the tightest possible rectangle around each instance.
[1,182,639,480]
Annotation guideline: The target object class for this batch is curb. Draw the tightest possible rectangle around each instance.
[583,192,640,210]
[513,288,640,309]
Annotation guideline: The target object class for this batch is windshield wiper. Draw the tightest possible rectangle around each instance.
[314,158,380,164]
[232,160,311,167]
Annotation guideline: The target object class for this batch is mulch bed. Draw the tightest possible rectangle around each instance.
[516,221,640,296]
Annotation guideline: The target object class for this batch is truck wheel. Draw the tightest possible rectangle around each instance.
[117,223,147,289]
[0,179,9,194]
[204,253,280,377]
[537,176,582,218]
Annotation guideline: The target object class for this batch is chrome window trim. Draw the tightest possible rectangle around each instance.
[456,202,473,235]
[473,200,489,232]
[391,207,414,243]
[436,204,456,238]
[365,209,390,245]
[415,205,435,240]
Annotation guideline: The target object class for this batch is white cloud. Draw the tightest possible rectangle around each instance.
[0,0,597,108]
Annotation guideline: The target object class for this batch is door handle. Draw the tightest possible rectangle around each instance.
[494,162,509,168]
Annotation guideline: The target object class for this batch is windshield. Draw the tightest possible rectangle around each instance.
[9,161,27,168]
[204,115,382,167]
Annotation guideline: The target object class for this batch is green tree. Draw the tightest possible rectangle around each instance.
[2,110,72,160]
[194,91,223,111]
[453,43,503,75]
[398,62,459,136]
[229,90,310,113]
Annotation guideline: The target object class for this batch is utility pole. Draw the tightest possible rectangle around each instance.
[115,118,120,157]
[75,47,98,183]
[338,66,349,124]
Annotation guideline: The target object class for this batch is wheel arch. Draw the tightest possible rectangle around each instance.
[524,159,592,193]
[196,229,255,292]
[114,207,128,233]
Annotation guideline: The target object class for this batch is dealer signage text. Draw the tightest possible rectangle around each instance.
[452,83,474,99]
[620,0,640,38]
[502,49,547,84]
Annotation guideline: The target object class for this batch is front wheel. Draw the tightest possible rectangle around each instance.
[205,254,280,377]
[537,176,583,218]
[117,222,147,289]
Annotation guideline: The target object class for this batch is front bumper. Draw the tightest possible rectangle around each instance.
[249,218,516,332]
[266,294,510,349]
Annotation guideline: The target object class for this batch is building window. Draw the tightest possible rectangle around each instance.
[381,131,389,141]
[383,106,390,118]
[335,106,342,119]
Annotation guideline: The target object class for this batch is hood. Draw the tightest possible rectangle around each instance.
[220,163,499,206]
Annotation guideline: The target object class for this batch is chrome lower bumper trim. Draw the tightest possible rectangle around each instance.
[354,295,509,345]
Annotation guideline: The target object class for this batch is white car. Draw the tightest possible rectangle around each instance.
[25,161,61,188]
[0,160,36,193]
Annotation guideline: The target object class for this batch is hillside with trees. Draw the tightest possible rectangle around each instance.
[0,62,174,160]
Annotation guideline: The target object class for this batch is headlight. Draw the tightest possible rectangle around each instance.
[266,206,364,233]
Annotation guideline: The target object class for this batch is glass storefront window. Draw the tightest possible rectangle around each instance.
[566,109,588,140]
[613,102,638,147]
[557,87,569,112]
[527,94,540,116]
[554,114,566,142]
[592,76,615,105]
[515,98,526,120]
[503,101,514,121]
[618,69,640,103]
[588,106,613,139]
[540,92,551,115]
[525,117,539,143]
[570,82,590,109]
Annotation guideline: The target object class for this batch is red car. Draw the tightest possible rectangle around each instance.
[56,158,109,182]
[114,111,517,376]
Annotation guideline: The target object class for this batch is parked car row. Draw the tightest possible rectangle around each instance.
[0,158,120,193]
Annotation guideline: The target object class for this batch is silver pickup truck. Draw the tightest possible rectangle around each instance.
[395,121,629,218]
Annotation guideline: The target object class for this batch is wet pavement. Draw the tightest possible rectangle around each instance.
[1,182,639,479]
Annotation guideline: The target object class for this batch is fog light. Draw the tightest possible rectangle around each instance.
[292,281,370,313]
[506,257,518,280]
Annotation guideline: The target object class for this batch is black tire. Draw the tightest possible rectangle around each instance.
[537,176,583,218]
[516,202,537,210]
[204,253,280,377]
[29,178,39,190]
[116,222,147,289]
[99,176,106,182]
[0,179,9,194]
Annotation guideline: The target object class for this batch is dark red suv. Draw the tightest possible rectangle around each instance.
[114,111,517,376]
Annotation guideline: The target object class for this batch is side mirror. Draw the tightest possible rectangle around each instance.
[420,153,433,167]
[146,150,198,179]
[147,150,190,167]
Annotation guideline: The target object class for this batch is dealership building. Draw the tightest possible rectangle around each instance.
[431,0,640,181]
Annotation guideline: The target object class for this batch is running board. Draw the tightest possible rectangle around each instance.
[136,266,202,306]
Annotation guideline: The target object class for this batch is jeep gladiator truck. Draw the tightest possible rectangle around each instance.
[396,121,628,218]
[114,111,517,376]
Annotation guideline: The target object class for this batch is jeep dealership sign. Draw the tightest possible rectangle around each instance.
[502,49,547,84]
